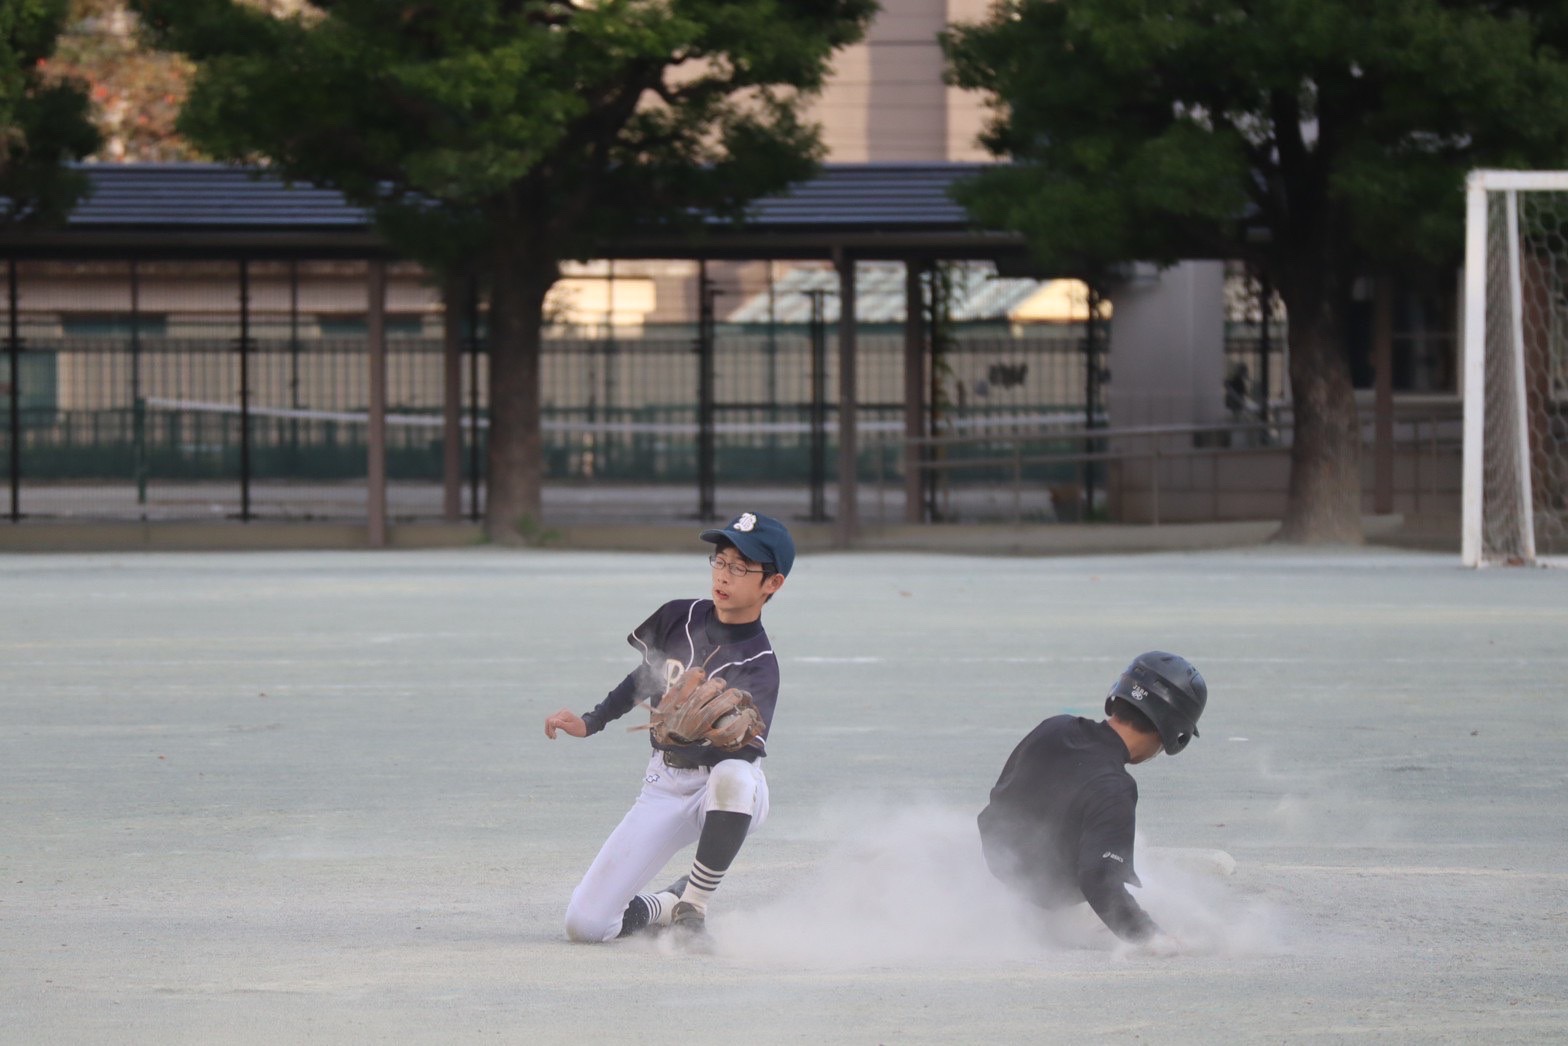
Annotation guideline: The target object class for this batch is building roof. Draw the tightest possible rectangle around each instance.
[67,164,374,229]
[0,162,1033,263]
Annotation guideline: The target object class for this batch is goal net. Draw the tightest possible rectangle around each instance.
[1462,171,1568,566]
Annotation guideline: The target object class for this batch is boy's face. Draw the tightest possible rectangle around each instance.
[709,548,785,623]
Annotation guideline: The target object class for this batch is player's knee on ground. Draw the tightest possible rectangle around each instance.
[704,758,759,815]
[563,893,624,943]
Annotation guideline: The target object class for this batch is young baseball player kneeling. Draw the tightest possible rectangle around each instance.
[977,651,1207,954]
[544,512,794,943]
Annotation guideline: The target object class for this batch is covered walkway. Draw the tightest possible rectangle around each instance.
[2,163,1039,544]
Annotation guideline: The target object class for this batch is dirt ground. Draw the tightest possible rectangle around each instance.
[3,546,1565,1044]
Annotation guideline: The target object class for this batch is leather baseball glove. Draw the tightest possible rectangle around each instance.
[650,665,765,752]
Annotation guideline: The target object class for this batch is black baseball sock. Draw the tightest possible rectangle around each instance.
[680,810,752,910]
[616,895,653,937]
[616,888,680,937]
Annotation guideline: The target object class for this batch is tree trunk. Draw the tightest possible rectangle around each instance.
[1275,284,1364,544]
[484,245,557,543]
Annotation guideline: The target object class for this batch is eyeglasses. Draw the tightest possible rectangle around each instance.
[709,553,767,578]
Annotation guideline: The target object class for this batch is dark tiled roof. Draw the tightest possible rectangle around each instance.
[744,163,979,229]
[67,163,372,228]
[2,161,1024,260]
[61,161,981,229]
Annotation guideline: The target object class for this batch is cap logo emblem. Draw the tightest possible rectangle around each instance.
[733,512,758,532]
[1130,684,1148,701]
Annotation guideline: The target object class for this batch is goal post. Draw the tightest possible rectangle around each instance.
[1462,170,1568,567]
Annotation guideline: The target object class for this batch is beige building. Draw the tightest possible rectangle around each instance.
[578,0,998,327]
[806,0,992,163]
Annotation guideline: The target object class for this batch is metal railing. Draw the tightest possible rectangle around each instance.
[902,401,1464,524]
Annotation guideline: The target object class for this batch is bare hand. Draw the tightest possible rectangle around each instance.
[545,708,588,740]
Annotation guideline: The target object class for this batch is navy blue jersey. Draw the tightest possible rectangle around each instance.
[580,599,779,764]
[977,715,1156,942]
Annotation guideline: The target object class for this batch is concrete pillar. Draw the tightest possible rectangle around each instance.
[1104,261,1227,522]
[1104,261,1227,429]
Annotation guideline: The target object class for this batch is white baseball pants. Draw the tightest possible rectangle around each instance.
[563,752,770,942]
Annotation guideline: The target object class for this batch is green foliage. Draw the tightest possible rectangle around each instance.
[131,0,877,272]
[942,0,1568,280]
[946,1,1568,542]
[0,0,101,223]
[132,0,874,534]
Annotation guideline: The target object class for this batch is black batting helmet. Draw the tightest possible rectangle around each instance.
[1105,651,1207,755]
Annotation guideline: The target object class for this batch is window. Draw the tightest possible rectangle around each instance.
[317,314,428,338]
[59,313,169,338]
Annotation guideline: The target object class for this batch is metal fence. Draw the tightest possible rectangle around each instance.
[3,329,1104,521]
[2,257,1303,524]
[908,402,1465,526]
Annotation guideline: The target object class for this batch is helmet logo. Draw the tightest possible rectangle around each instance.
[733,512,757,532]
[1129,684,1148,701]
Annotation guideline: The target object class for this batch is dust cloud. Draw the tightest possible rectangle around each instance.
[693,802,1285,967]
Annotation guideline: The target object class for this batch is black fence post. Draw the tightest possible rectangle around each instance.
[238,258,252,521]
[924,267,947,523]
[764,260,779,474]
[904,261,928,524]
[806,287,829,522]
[600,260,618,479]
[1083,284,1104,517]
[468,276,482,523]
[288,259,302,468]
[7,258,18,523]
[131,260,147,509]
[695,261,718,520]
[1258,270,1272,430]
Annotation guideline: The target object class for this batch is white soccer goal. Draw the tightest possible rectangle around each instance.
[1462,170,1568,567]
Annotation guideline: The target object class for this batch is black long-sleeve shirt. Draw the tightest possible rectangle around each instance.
[977,715,1157,942]
[580,598,779,766]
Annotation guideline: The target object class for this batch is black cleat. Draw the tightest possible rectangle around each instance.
[661,874,690,898]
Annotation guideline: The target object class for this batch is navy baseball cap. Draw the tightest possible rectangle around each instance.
[700,512,795,577]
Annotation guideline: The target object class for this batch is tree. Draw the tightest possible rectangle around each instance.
[1,0,101,223]
[48,2,197,162]
[944,0,1568,542]
[133,0,875,541]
